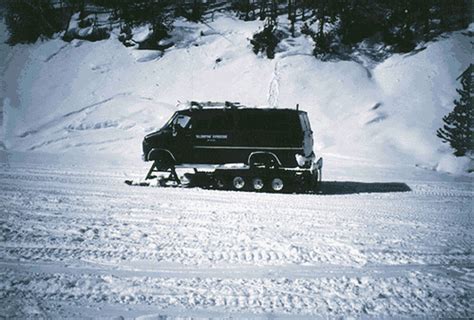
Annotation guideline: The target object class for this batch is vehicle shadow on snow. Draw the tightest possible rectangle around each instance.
[317,181,411,195]
[125,176,411,195]
[194,179,412,195]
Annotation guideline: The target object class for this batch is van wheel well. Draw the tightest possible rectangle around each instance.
[248,152,280,169]
[148,149,175,169]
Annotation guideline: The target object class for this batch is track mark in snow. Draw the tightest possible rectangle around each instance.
[27,136,70,151]
[65,120,119,131]
[268,59,281,107]
[365,113,387,125]
[1,268,472,318]
[44,43,69,63]
[2,260,472,281]
[18,92,132,138]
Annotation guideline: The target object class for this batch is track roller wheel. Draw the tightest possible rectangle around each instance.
[252,177,264,191]
[232,176,246,190]
[271,177,284,192]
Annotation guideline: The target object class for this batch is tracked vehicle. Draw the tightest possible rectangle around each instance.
[135,101,323,192]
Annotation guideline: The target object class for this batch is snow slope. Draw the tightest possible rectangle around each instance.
[1,15,472,172]
[0,17,10,148]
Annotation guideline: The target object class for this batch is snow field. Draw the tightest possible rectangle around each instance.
[1,269,470,318]
[0,153,472,318]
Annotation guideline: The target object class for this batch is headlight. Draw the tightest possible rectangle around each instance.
[295,154,307,167]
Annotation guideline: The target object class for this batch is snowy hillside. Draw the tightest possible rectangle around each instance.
[1,15,472,173]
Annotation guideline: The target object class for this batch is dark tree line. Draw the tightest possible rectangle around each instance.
[4,0,471,57]
[244,0,471,59]
[5,0,64,44]
[4,0,212,45]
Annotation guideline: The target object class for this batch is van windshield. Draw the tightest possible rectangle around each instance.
[175,114,191,129]
[160,112,178,130]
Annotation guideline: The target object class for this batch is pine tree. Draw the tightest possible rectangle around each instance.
[250,18,279,59]
[436,64,474,157]
[5,0,63,44]
[117,0,173,50]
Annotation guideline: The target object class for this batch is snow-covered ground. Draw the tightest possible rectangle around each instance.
[1,12,473,319]
[1,151,472,318]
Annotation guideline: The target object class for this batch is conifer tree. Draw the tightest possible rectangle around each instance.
[5,0,63,44]
[250,18,279,59]
[436,64,473,157]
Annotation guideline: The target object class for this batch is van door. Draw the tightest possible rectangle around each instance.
[192,110,236,164]
[171,114,193,163]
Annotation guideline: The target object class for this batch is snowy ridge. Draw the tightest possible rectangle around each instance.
[1,15,472,172]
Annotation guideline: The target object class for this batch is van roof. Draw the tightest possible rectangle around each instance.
[176,106,308,114]
[176,101,308,114]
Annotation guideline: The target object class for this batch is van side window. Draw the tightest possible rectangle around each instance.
[175,115,191,129]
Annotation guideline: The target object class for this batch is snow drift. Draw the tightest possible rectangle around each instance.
[1,15,472,172]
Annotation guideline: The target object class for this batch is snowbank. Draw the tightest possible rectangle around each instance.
[1,14,472,172]
[0,17,11,148]
[436,154,473,175]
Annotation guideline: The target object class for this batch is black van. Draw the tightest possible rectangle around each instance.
[140,102,322,191]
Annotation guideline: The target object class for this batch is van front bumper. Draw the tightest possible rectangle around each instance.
[295,152,316,168]
[311,157,323,182]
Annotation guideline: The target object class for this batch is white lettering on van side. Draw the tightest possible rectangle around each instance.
[195,134,228,139]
